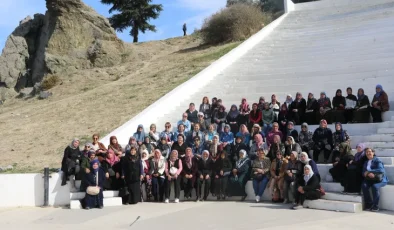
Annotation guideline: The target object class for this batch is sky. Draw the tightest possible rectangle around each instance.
[0,0,227,51]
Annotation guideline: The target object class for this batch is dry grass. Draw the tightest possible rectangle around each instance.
[41,74,61,90]
[0,35,240,173]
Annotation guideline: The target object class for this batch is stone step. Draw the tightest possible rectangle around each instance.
[361,142,394,149]
[351,134,394,143]
[303,199,362,213]
[70,191,119,200]
[352,149,394,157]
[377,128,394,134]
[322,192,362,203]
[70,197,123,210]
[320,182,343,193]
[317,164,394,184]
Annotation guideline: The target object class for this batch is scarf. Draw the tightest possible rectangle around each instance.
[106,149,120,166]
[170,150,178,163]
[141,154,149,170]
[69,138,80,150]
[241,98,249,111]
[229,104,240,118]
[286,94,293,104]
[210,142,219,158]
[185,155,193,168]
[354,143,366,162]
[335,122,345,142]
[300,152,311,164]
[375,84,383,98]
[303,165,314,183]
[236,150,249,169]
[134,124,145,141]
[255,134,263,148]
[357,89,365,101]
[306,94,316,109]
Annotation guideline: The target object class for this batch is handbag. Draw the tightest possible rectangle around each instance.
[86,172,100,196]
[365,172,383,182]
[169,166,178,175]
[318,185,326,196]
[254,173,264,181]
[119,180,130,197]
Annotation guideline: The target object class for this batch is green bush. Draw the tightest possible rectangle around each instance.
[41,74,60,90]
[201,4,272,44]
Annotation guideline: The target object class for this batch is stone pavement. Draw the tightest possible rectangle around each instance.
[0,202,393,230]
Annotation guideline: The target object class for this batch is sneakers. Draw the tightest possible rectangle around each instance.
[283,199,289,204]
[292,204,303,210]
[370,206,380,212]
[175,198,179,203]
[341,190,348,195]
[255,196,260,203]
[164,199,169,204]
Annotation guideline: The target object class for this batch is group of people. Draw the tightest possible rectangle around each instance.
[60,84,390,211]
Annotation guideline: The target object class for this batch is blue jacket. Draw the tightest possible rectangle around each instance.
[363,157,389,183]
[236,132,251,146]
[177,120,191,132]
[192,143,204,156]
[220,132,234,144]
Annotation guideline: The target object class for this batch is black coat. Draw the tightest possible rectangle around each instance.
[197,158,213,176]
[356,96,370,108]
[226,114,240,134]
[306,98,319,111]
[298,174,320,192]
[213,157,232,176]
[85,168,106,188]
[186,109,198,124]
[289,99,306,120]
[285,129,299,143]
[312,127,333,150]
[122,156,142,184]
[230,142,248,161]
[171,142,188,156]
[332,96,346,109]
[61,146,81,173]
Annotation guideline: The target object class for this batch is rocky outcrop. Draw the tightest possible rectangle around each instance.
[0,0,124,98]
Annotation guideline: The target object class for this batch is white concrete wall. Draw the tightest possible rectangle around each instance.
[284,0,295,13]
[0,172,70,208]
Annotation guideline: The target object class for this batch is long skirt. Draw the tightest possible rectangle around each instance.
[228,173,248,196]
[331,110,345,123]
[343,167,363,193]
[125,182,141,204]
[329,163,347,185]
[269,177,285,199]
[305,111,317,125]
[295,190,320,205]
[352,108,370,123]
[85,189,103,208]
[316,111,332,124]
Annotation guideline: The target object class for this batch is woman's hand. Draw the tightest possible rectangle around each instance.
[116,172,120,179]
[105,172,109,178]
[215,175,219,179]
[220,170,224,176]
[368,173,375,178]
[85,168,90,174]
[200,175,204,179]
[205,175,210,180]
[167,175,172,180]
[140,175,144,181]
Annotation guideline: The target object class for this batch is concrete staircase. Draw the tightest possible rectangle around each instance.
[98,0,394,213]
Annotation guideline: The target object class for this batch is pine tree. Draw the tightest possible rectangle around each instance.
[101,0,163,43]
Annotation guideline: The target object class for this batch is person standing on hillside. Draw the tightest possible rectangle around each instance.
[183,23,187,36]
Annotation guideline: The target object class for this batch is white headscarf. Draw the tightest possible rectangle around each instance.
[303,165,314,183]
[300,152,310,164]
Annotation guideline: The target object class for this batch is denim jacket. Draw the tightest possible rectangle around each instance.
[363,157,389,183]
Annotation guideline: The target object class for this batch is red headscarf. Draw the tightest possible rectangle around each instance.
[241,98,249,111]
[106,149,120,166]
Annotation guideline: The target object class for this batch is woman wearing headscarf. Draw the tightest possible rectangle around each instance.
[230,136,248,165]
[228,149,250,200]
[197,150,213,201]
[305,93,319,125]
[316,92,332,124]
[125,136,139,155]
[210,97,219,124]
[61,138,82,190]
[298,123,314,158]
[101,148,121,190]
[285,94,293,111]
[156,136,171,159]
[344,87,358,123]
[329,142,354,188]
[278,104,289,134]
[362,148,388,211]
[299,152,320,181]
[197,112,209,132]
[121,146,143,205]
[353,88,371,123]
[133,125,146,145]
[270,94,281,121]
[257,96,266,111]
[92,134,107,162]
[331,122,350,163]
[289,92,307,125]
[227,104,241,134]
[343,143,367,194]
[148,124,160,144]
[181,148,198,200]
[262,102,276,136]
[266,122,283,147]
[285,121,298,142]
[108,136,123,157]
[312,119,333,163]
[84,159,105,209]
[199,96,212,123]
[80,150,96,192]
[236,124,251,146]
[141,150,153,201]
[283,151,303,204]
[171,134,187,158]
[142,136,155,155]
[249,103,262,131]
[205,124,218,147]
[292,165,321,210]
[285,136,302,158]
[251,124,265,144]
[331,89,346,123]
[371,84,390,123]
[208,135,223,161]
[213,150,232,200]
[251,148,271,202]
[220,124,234,154]
[214,105,227,133]
[269,151,288,202]
[164,150,183,203]
[267,135,285,161]
[239,98,251,126]
[150,149,166,202]
[249,134,268,161]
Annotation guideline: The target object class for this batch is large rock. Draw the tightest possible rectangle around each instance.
[0,0,125,97]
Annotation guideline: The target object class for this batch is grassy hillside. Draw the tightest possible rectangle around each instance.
[0,34,240,173]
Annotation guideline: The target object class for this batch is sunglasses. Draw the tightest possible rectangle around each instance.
[165,126,171,128]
